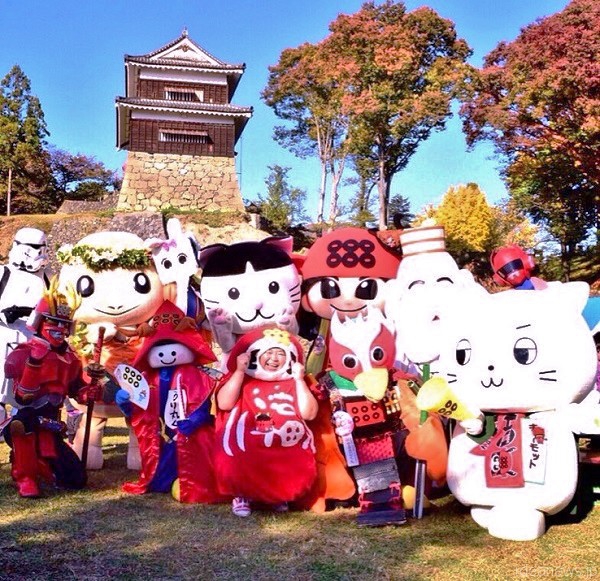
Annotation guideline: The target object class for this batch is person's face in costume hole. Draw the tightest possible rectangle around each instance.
[259,347,287,371]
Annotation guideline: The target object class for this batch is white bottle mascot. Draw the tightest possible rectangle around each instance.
[385,221,485,370]
[57,231,166,469]
[428,282,598,541]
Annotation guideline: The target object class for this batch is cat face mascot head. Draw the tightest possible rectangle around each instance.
[435,282,597,541]
[198,236,302,352]
[436,283,596,413]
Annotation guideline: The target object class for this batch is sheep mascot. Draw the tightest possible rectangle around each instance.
[57,231,165,469]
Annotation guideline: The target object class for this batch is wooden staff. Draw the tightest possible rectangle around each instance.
[81,327,105,468]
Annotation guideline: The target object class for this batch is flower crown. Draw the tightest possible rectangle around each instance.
[57,243,151,272]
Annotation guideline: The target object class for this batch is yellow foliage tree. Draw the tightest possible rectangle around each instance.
[432,183,494,257]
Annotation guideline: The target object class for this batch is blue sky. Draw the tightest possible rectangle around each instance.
[0,0,569,219]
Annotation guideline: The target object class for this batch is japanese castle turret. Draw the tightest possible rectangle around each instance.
[116,30,252,212]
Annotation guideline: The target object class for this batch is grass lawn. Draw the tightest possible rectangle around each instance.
[1,420,600,580]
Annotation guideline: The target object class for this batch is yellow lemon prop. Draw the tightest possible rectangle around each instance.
[416,376,477,421]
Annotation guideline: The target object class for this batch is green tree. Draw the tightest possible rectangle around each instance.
[325,1,473,228]
[387,194,413,228]
[0,65,52,215]
[254,165,308,233]
[345,155,377,227]
[508,151,594,280]
[347,179,376,228]
[487,197,538,251]
[49,147,120,204]
[460,0,600,276]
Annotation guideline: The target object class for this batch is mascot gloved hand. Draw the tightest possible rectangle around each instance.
[114,389,132,417]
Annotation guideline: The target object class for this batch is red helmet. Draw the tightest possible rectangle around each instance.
[28,277,79,337]
[490,245,535,287]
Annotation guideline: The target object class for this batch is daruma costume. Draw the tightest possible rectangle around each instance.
[120,300,224,503]
[214,328,317,508]
[430,282,598,540]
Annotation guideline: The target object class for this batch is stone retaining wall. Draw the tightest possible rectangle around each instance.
[57,196,118,214]
[117,151,245,212]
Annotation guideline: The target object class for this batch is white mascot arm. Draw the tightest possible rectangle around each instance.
[560,403,600,435]
[86,321,118,344]
[275,305,299,335]
[206,308,236,353]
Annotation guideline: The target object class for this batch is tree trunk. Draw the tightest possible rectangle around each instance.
[316,160,327,224]
[6,167,12,217]
[327,158,345,224]
[560,241,571,282]
[377,159,389,230]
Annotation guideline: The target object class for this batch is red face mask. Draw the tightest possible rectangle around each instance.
[40,319,70,347]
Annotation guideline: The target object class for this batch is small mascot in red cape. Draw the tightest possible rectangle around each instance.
[116,300,224,503]
[2,277,104,498]
[214,327,318,517]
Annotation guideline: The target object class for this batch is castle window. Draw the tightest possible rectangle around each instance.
[159,130,211,144]
[165,87,204,102]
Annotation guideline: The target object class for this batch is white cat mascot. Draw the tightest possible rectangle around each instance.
[430,282,597,541]
[57,231,165,469]
[198,236,302,365]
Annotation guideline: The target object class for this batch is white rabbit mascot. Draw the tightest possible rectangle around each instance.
[427,282,598,540]
[145,217,202,318]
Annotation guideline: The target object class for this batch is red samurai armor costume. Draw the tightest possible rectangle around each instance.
[296,227,402,512]
[119,300,224,503]
[2,280,96,497]
[319,308,448,526]
[214,328,317,507]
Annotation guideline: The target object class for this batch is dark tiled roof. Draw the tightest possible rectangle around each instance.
[127,31,244,70]
[125,55,245,71]
[115,97,253,116]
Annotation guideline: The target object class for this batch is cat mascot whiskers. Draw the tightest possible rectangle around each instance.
[198,236,302,365]
[429,282,598,541]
